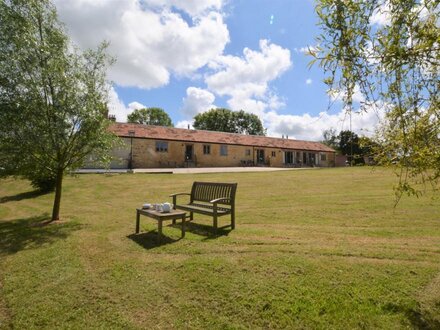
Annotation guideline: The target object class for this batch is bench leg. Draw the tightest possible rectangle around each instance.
[190,212,194,221]
[231,212,235,230]
[136,210,140,233]
[181,215,185,238]
[157,220,163,244]
[213,214,218,232]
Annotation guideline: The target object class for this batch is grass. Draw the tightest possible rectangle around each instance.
[0,167,439,329]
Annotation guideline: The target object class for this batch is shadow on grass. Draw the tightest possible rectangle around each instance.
[0,190,48,204]
[127,230,181,249]
[0,214,82,256]
[382,302,439,329]
[127,222,232,249]
[172,221,232,240]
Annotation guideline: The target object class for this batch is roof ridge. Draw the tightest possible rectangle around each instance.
[114,122,322,143]
[110,122,335,152]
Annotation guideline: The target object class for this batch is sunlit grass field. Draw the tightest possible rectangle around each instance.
[0,167,439,329]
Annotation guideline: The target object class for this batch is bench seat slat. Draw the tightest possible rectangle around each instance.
[176,204,231,216]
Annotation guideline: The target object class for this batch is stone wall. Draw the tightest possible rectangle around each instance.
[123,137,335,168]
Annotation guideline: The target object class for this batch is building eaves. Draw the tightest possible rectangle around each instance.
[109,123,335,153]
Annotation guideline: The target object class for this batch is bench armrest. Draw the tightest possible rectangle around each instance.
[169,193,190,197]
[210,197,229,204]
[170,193,190,208]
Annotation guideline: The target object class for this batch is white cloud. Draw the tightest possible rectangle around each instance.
[181,87,216,118]
[205,39,291,116]
[370,0,436,26]
[328,85,365,103]
[107,87,145,122]
[263,107,384,141]
[175,120,194,129]
[128,101,146,111]
[306,78,312,85]
[295,45,319,55]
[227,97,268,116]
[370,1,392,26]
[55,0,229,89]
[146,0,223,16]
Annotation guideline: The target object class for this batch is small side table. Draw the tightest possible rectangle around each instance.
[136,208,186,243]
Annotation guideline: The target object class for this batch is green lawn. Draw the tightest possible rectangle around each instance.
[0,167,439,329]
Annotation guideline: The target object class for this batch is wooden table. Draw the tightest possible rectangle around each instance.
[136,208,186,243]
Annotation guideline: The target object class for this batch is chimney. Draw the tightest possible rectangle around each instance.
[286,135,288,139]
[282,134,284,139]
[108,114,116,122]
[188,124,190,130]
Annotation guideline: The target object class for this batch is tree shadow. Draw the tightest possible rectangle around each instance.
[382,302,439,329]
[0,190,48,204]
[0,214,82,256]
[127,230,181,250]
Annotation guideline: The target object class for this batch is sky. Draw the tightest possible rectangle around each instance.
[54,0,383,141]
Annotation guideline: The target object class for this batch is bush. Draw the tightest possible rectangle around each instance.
[30,176,56,192]
[28,171,57,192]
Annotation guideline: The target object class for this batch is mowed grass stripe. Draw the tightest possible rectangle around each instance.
[0,167,439,328]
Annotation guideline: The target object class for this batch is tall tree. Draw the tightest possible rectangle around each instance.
[232,110,266,135]
[0,0,117,221]
[127,107,173,127]
[322,128,339,151]
[314,0,439,197]
[193,108,266,135]
[338,130,364,165]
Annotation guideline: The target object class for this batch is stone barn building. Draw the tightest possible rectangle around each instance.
[92,123,336,169]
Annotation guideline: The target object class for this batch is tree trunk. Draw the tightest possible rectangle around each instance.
[51,168,64,221]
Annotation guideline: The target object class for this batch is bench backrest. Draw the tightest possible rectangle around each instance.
[190,182,237,206]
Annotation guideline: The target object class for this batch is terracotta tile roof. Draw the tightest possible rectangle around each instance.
[109,123,335,153]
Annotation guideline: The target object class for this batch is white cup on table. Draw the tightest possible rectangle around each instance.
[162,203,171,212]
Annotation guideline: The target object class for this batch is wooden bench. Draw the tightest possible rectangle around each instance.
[170,182,238,231]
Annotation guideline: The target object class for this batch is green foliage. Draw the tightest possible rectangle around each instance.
[322,128,381,165]
[323,129,378,165]
[0,0,117,218]
[314,0,440,197]
[359,136,380,159]
[322,128,339,150]
[193,108,233,132]
[193,108,266,135]
[127,107,173,127]
[338,130,364,165]
[29,168,57,193]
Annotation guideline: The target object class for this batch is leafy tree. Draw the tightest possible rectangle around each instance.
[313,0,439,198]
[0,0,117,221]
[322,128,339,151]
[232,110,266,135]
[358,136,380,161]
[127,107,173,127]
[193,108,234,133]
[322,128,380,165]
[338,130,364,165]
[193,108,266,135]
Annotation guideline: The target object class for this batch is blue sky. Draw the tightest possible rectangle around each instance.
[55,0,380,140]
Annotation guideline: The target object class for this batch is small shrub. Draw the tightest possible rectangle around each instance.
[28,172,57,192]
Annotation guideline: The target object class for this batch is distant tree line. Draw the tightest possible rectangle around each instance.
[127,107,173,127]
[193,108,266,136]
[322,129,378,165]
[128,107,266,136]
